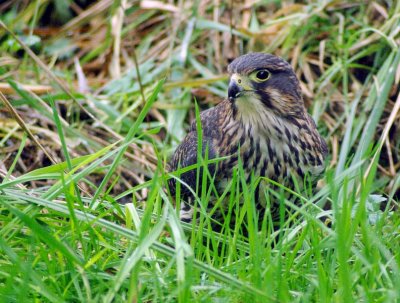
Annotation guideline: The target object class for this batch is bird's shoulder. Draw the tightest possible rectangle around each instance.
[169,101,228,171]
[169,132,198,169]
[188,100,229,139]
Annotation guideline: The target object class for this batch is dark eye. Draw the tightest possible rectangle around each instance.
[256,70,270,80]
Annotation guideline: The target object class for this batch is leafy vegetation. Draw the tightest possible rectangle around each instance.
[0,0,399,302]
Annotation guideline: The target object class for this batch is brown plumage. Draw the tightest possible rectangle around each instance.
[168,53,328,223]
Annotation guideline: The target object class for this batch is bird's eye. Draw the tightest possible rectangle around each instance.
[255,70,270,81]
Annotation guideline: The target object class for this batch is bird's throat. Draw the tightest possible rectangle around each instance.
[232,95,278,139]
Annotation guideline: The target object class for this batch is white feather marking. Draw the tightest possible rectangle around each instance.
[234,94,324,179]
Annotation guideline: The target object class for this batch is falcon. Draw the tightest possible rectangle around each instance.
[168,53,328,224]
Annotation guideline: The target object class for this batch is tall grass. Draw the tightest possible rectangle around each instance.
[0,0,399,302]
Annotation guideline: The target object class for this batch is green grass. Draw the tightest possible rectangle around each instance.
[0,0,399,302]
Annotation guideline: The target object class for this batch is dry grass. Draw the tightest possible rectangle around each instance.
[1,1,399,197]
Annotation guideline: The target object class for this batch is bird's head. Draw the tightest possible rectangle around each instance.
[227,53,305,118]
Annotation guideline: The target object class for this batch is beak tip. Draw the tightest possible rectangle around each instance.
[228,81,242,102]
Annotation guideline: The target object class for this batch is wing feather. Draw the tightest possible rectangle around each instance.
[168,131,217,199]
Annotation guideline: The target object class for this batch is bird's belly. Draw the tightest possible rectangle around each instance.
[218,137,292,178]
[217,133,321,191]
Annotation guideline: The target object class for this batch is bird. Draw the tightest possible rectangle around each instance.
[168,53,328,226]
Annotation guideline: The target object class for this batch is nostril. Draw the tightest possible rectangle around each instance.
[228,80,243,102]
[238,79,241,84]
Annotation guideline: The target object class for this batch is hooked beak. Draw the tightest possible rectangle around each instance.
[228,79,243,102]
